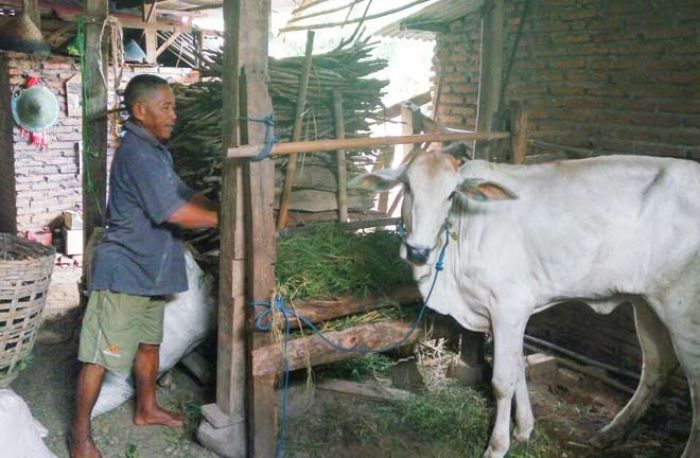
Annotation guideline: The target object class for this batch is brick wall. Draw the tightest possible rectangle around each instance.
[433,0,700,159]
[432,0,699,398]
[0,51,198,234]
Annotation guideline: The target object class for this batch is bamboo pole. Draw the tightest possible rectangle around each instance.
[228,131,511,159]
[333,90,349,222]
[277,30,315,230]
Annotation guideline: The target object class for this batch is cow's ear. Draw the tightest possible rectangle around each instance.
[349,167,406,192]
[457,179,518,202]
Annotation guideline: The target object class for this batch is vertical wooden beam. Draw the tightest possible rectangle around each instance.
[142,1,157,64]
[82,0,108,281]
[510,103,528,164]
[22,0,40,30]
[333,90,348,223]
[475,0,504,160]
[194,30,204,67]
[236,1,277,456]
[276,30,315,230]
[197,0,246,456]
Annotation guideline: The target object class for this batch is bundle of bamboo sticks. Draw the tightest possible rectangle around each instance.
[168,38,389,253]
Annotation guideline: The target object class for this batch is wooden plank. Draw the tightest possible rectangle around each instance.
[276,30,315,230]
[142,2,157,64]
[317,379,414,402]
[510,103,528,164]
[252,320,422,376]
[82,0,108,285]
[155,31,182,57]
[22,0,40,29]
[371,91,431,121]
[475,0,505,160]
[228,131,511,159]
[333,90,349,222]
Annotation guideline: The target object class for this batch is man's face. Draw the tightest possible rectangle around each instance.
[132,86,177,141]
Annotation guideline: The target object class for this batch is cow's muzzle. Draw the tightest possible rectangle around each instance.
[405,243,431,265]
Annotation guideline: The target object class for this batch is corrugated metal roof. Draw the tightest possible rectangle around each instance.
[375,0,482,40]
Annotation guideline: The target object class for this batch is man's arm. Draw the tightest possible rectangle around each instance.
[167,195,218,229]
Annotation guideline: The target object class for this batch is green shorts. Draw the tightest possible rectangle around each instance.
[78,290,166,374]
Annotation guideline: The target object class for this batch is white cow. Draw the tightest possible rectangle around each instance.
[357,145,700,458]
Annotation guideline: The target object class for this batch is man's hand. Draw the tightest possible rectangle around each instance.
[167,195,218,229]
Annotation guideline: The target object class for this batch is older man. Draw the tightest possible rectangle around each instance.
[70,74,218,458]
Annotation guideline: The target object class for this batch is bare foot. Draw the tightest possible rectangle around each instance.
[69,436,102,458]
[133,406,184,427]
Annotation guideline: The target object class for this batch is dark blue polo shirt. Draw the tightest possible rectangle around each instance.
[90,120,195,296]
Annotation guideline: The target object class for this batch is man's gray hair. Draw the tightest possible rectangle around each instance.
[123,74,170,117]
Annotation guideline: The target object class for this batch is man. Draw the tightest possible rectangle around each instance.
[70,74,218,458]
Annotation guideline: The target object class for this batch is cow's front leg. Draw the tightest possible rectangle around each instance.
[484,315,527,458]
[513,354,534,442]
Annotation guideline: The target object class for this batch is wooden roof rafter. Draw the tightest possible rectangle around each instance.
[281,0,433,33]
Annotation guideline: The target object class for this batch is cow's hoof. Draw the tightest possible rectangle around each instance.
[482,445,506,458]
[590,426,621,449]
[514,426,533,443]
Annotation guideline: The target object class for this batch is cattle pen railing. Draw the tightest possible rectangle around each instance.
[208,124,523,456]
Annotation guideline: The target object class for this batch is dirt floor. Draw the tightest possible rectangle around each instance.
[9,264,692,458]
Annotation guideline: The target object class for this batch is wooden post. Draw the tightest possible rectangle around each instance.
[276,30,315,230]
[333,90,348,222]
[82,0,108,288]
[510,103,528,164]
[22,0,40,29]
[142,1,157,64]
[475,0,504,160]
[197,0,246,456]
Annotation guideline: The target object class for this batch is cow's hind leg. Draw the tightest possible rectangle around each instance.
[484,313,527,458]
[591,298,678,447]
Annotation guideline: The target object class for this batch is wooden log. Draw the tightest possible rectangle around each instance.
[252,320,422,377]
[510,103,528,164]
[286,285,420,327]
[228,131,511,159]
[277,30,315,230]
[333,90,349,222]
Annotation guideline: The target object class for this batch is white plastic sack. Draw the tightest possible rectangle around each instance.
[0,389,57,458]
[92,249,216,417]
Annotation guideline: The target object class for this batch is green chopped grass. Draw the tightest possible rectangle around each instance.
[276,224,413,301]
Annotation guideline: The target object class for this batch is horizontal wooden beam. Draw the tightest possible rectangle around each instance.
[281,285,420,328]
[252,320,421,377]
[228,131,511,159]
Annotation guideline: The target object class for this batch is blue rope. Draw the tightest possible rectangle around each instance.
[242,114,278,161]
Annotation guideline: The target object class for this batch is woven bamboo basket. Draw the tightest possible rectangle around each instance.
[0,233,55,387]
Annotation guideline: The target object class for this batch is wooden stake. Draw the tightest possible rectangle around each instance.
[333,90,349,222]
[228,131,511,159]
[82,0,108,291]
[277,30,315,230]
